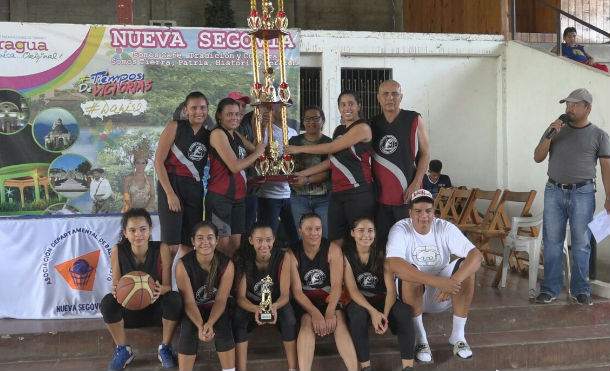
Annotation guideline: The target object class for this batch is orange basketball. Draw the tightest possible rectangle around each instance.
[115,271,156,310]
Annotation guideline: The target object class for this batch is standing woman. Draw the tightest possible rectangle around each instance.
[100,208,182,371]
[207,98,265,257]
[232,222,298,371]
[288,213,358,371]
[175,221,236,371]
[288,105,333,238]
[285,90,374,245]
[343,216,415,371]
[154,91,210,259]
[122,140,155,212]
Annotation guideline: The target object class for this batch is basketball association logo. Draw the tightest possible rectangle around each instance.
[379,135,398,155]
[304,269,326,287]
[195,285,218,304]
[254,279,274,297]
[238,145,247,159]
[357,272,378,289]
[188,142,206,161]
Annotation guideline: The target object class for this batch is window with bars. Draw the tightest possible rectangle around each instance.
[299,67,322,120]
[341,68,392,120]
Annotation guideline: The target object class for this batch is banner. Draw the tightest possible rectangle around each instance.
[0,22,300,216]
[0,214,160,319]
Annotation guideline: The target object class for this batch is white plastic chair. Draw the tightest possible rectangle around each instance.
[502,216,571,299]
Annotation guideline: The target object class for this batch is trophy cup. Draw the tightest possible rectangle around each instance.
[248,0,295,185]
[258,275,274,322]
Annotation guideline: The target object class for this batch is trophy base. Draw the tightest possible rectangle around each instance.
[250,175,296,185]
[259,312,274,323]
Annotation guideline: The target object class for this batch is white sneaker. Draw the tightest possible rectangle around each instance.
[452,340,473,359]
[414,343,433,364]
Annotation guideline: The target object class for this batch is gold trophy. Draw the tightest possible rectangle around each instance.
[258,275,274,322]
[248,0,294,184]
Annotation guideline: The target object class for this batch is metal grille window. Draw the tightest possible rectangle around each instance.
[299,67,322,120]
[341,68,392,120]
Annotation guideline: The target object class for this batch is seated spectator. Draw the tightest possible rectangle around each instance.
[289,105,332,239]
[551,27,609,73]
[387,190,482,364]
[422,159,452,199]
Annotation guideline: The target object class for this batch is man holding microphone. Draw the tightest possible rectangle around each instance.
[534,88,610,305]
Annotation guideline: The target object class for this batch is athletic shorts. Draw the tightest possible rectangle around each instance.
[395,258,464,313]
[205,191,246,238]
[157,175,204,245]
[328,187,375,241]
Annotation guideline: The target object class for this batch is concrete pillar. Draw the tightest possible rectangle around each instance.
[320,49,341,138]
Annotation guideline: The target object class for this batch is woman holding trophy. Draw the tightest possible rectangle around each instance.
[207,98,265,257]
[285,90,375,246]
[232,222,298,371]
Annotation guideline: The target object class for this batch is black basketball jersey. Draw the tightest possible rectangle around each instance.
[208,126,247,200]
[370,109,420,206]
[344,248,386,304]
[181,250,230,309]
[164,120,209,182]
[117,241,161,281]
[329,120,373,193]
[246,247,285,303]
[293,239,331,307]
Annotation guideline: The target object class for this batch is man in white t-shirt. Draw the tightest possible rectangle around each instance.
[386,189,482,364]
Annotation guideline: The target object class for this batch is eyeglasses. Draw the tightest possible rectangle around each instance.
[303,116,321,122]
[381,92,401,98]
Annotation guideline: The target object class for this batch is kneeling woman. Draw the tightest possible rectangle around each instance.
[100,208,182,371]
[175,221,235,371]
[343,216,415,371]
[289,213,358,371]
[232,223,298,371]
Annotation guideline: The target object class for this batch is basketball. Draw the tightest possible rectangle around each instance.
[115,271,156,310]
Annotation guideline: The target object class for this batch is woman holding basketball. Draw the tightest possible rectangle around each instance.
[100,208,182,371]
[232,222,297,371]
[175,221,235,370]
[343,216,415,371]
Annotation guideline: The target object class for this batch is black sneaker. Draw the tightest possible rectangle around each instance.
[571,294,593,306]
[535,293,556,304]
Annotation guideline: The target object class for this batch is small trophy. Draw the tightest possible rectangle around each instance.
[258,275,274,322]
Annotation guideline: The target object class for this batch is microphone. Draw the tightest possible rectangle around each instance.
[546,114,571,139]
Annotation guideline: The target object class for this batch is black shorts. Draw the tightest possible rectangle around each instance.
[328,187,375,241]
[375,203,409,249]
[205,191,246,237]
[157,175,204,245]
[178,307,235,355]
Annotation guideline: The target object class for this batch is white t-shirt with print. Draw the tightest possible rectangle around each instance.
[386,218,474,276]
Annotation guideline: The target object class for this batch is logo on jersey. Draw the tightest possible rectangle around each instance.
[188,142,206,161]
[304,269,326,287]
[357,272,378,289]
[253,279,273,297]
[379,135,398,155]
[412,245,441,266]
[238,145,247,159]
[195,285,218,304]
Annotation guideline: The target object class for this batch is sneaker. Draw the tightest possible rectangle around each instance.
[571,294,593,306]
[535,292,556,304]
[158,343,177,369]
[452,340,473,359]
[108,345,134,371]
[414,343,433,364]
[361,366,372,371]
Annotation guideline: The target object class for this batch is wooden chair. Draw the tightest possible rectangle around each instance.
[439,187,475,225]
[458,188,502,264]
[433,187,455,218]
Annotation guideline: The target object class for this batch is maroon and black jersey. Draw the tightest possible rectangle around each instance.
[117,241,162,281]
[181,250,230,309]
[329,120,373,193]
[293,239,331,308]
[370,110,420,206]
[344,248,386,305]
[163,120,209,182]
[246,247,285,303]
[207,127,247,200]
